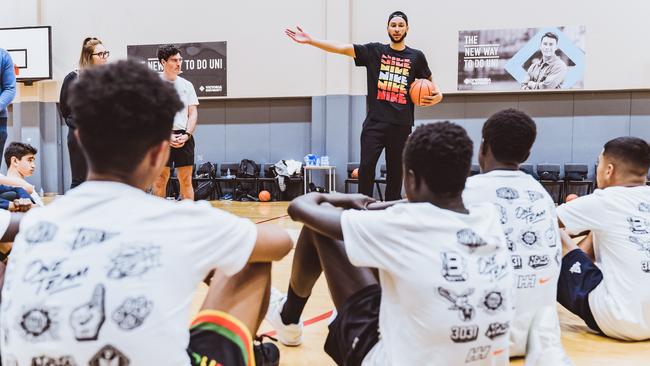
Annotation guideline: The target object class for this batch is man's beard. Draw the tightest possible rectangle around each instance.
[388,32,407,44]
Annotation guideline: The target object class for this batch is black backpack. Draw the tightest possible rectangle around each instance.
[237,159,259,178]
[539,170,560,181]
[195,162,216,179]
[194,181,214,200]
[193,162,216,200]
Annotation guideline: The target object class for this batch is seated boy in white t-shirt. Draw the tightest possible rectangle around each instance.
[271,122,513,366]
[4,141,44,206]
[557,136,650,341]
[0,61,292,366]
[462,109,571,365]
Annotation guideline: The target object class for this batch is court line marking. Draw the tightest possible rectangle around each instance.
[263,310,334,337]
[255,214,289,224]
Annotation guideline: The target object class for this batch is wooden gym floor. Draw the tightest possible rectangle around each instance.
[190,201,649,366]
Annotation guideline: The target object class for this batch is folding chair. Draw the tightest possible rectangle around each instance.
[193,162,218,201]
[258,163,280,201]
[215,162,239,199]
[537,164,563,204]
[344,162,360,193]
[564,163,593,198]
[235,163,261,201]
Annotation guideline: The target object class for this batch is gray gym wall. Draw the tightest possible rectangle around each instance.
[7,91,650,195]
[5,0,649,195]
[320,91,650,195]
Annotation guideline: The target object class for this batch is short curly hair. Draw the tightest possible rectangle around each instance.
[69,60,183,174]
[481,109,536,165]
[403,121,473,195]
[157,44,180,63]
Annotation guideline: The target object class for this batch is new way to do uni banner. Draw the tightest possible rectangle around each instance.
[127,41,227,97]
[458,26,585,91]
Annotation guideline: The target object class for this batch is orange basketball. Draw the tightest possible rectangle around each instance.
[258,190,271,202]
[565,194,578,203]
[409,79,434,106]
[351,168,359,179]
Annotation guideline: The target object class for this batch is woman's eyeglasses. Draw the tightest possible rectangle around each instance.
[92,51,110,59]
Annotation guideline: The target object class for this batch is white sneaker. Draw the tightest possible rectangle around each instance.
[265,287,303,346]
[327,309,338,325]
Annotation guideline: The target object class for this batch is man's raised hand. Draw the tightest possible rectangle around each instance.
[285,26,312,45]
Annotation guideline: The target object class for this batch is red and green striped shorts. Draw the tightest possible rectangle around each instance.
[188,310,255,366]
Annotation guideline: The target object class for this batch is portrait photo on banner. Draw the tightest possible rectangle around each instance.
[457,26,586,91]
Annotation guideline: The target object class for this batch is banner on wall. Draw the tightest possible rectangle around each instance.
[127,41,227,97]
[458,26,585,91]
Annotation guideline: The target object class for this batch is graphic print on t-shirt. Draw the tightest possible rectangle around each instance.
[16,305,60,342]
[30,355,76,366]
[106,245,161,279]
[89,344,130,366]
[23,222,58,246]
[377,54,411,104]
[22,259,89,295]
[629,235,650,274]
[441,252,468,282]
[70,228,118,251]
[112,296,154,331]
[69,284,106,341]
[639,202,650,213]
[627,216,650,234]
[437,287,476,321]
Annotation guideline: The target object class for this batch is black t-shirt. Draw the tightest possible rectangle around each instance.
[59,71,78,128]
[354,43,431,126]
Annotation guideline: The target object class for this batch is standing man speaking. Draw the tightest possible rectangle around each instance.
[153,45,199,200]
[286,11,442,200]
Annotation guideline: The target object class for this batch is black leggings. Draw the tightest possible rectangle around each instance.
[67,127,88,189]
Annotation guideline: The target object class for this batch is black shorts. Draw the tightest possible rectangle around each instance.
[557,248,603,333]
[324,284,381,366]
[167,130,195,168]
[187,310,255,366]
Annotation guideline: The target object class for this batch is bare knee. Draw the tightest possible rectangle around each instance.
[210,263,271,296]
[201,263,271,332]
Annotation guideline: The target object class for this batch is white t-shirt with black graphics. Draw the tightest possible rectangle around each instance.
[341,202,513,366]
[557,185,650,340]
[463,170,563,357]
[0,181,257,365]
[162,75,199,131]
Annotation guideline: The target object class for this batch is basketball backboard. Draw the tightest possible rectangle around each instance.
[0,26,52,84]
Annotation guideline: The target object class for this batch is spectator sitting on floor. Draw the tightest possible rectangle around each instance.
[4,142,43,206]
[0,184,32,212]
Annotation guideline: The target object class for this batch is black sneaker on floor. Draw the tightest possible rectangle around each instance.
[254,335,280,366]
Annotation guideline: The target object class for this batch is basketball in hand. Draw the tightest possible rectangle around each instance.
[409,79,435,106]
